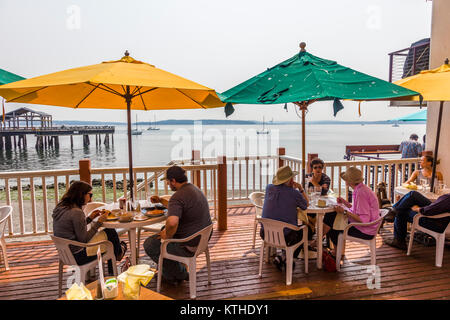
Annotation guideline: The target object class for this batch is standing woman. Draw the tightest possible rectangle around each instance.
[52,181,127,274]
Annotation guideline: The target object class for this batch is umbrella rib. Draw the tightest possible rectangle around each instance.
[7,86,48,103]
[75,83,101,108]
[88,83,124,97]
[133,87,158,97]
[136,87,148,111]
[175,89,206,109]
[131,86,142,96]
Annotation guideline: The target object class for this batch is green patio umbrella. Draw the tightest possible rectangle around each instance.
[1,68,25,123]
[0,68,25,85]
[219,43,420,186]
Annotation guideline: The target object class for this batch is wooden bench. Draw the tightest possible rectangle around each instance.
[345,144,400,160]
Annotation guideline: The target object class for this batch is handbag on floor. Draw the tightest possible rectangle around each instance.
[322,249,337,272]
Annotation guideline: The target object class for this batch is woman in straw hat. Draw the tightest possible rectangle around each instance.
[260,165,313,270]
[321,167,380,256]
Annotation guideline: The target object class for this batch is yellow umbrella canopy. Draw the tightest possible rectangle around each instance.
[0,51,225,200]
[393,62,450,101]
[0,52,224,109]
[393,59,450,191]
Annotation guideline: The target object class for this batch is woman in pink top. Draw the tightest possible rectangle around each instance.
[321,167,380,256]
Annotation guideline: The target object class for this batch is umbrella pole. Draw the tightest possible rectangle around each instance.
[125,86,134,202]
[430,101,444,192]
[302,107,306,189]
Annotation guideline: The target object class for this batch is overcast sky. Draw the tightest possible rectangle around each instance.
[0,0,432,123]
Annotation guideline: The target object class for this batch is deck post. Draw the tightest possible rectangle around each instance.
[79,159,92,185]
[277,147,285,169]
[192,150,201,189]
[217,155,227,231]
[307,153,319,174]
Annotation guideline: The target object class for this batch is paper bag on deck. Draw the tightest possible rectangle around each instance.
[86,230,108,256]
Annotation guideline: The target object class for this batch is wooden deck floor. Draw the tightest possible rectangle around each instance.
[1,205,449,300]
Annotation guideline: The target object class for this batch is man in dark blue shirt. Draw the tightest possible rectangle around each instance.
[385,191,450,250]
[260,165,309,270]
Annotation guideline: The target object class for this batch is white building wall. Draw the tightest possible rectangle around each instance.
[427,0,450,184]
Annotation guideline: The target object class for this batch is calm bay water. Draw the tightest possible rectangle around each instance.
[0,123,426,172]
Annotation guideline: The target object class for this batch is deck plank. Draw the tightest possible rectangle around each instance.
[0,205,449,300]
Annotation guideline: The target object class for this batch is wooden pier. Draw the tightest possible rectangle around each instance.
[0,107,115,150]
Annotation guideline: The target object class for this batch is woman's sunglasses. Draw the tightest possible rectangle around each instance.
[87,192,93,198]
[313,166,323,170]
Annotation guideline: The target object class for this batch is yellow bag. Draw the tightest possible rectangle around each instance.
[297,208,315,233]
[333,212,349,231]
[86,230,108,256]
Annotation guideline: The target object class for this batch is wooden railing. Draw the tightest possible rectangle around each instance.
[0,163,218,238]
[0,151,420,238]
[280,155,420,201]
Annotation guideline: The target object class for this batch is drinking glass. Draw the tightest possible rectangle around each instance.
[313,186,322,205]
[420,179,429,192]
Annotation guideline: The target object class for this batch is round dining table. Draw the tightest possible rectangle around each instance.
[99,202,167,266]
[305,196,337,269]
[394,186,443,203]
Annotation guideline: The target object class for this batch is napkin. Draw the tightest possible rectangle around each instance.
[118,264,156,287]
[65,283,93,300]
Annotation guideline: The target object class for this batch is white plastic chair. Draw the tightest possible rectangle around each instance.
[258,218,309,285]
[335,209,388,271]
[50,235,118,297]
[157,224,213,299]
[249,192,265,249]
[407,212,450,267]
[0,206,13,271]
[83,202,107,216]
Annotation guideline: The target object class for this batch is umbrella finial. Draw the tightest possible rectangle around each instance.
[124,50,130,57]
[445,58,449,65]
[299,42,306,52]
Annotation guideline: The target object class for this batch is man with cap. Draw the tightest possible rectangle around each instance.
[143,165,212,284]
[260,165,311,270]
[321,167,380,256]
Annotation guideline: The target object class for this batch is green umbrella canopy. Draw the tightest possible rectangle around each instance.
[219,44,420,187]
[393,109,427,122]
[219,48,419,107]
[0,68,25,85]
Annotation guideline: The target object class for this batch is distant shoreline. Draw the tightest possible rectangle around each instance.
[53,119,426,126]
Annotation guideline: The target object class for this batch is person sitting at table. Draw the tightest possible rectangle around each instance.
[404,155,443,186]
[143,165,212,285]
[319,167,380,256]
[260,165,314,271]
[384,190,450,250]
[52,181,127,275]
[306,157,331,196]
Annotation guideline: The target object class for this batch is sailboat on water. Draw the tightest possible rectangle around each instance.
[131,115,143,135]
[257,116,270,134]
[147,115,160,131]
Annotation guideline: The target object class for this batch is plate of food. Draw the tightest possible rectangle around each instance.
[133,213,149,221]
[144,209,166,218]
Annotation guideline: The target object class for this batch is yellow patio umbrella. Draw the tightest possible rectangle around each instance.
[0,51,225,200]
[393,59,450,191]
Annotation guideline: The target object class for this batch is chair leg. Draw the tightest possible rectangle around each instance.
[370,240,376,266]
[136,228,141,264]
[303,231,308,274]
[336,235,344,271]
[188,260,197,299]
[0,237,9,270]
[407,225,416,256]
[285,249,293,286]
[435,235,445,268]
[258,244,265,278]
[58,261,63,297]
[205,249,211,284]
[157,255,163,292]
[252,220,257,249]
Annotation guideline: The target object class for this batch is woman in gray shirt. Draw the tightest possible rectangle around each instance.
[52,181,127,274]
